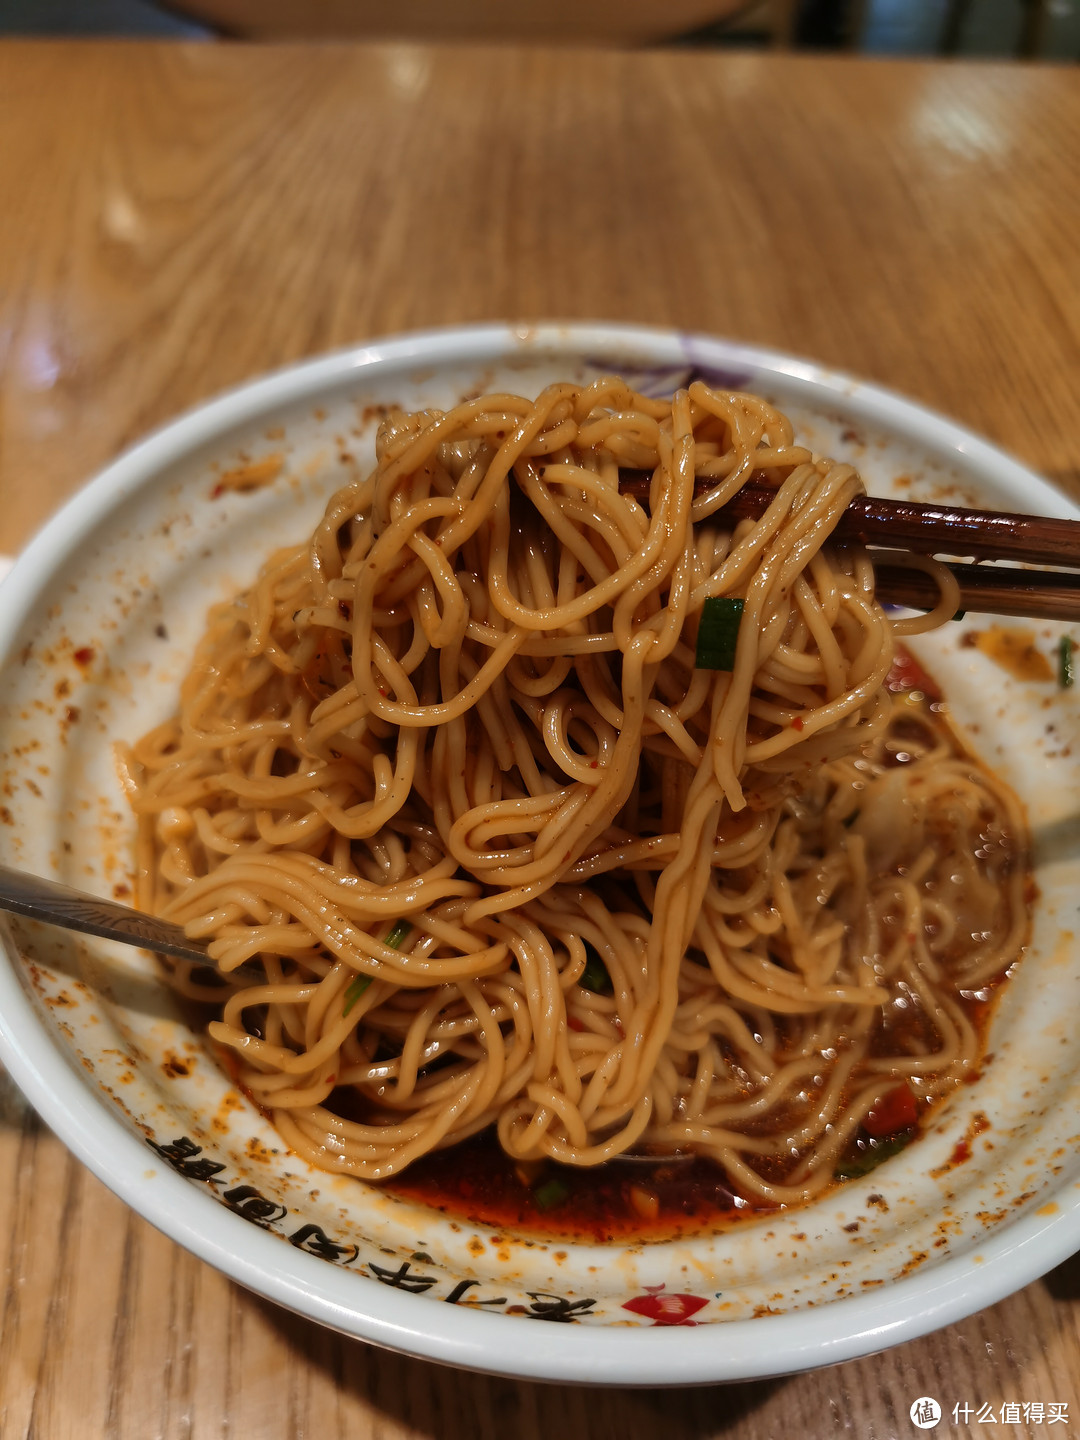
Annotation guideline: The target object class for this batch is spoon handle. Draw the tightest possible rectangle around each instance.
[0,864,211,964]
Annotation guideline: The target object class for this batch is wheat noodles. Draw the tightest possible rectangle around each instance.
[122,378,1027,1207]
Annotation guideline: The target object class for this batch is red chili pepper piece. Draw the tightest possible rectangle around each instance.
[864,1082,918,1138]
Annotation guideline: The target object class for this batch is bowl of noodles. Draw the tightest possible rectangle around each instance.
[0,321,1078,1384]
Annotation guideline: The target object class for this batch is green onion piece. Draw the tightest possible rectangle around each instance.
[695,596,744,671]
[952,610,966,622]
[580,943,612,994]
[343,973,372,1016]
[533,1177,570,1211]
[345,921,411,1014]
[1059,635,1074,689]
[834,1132,912,1180]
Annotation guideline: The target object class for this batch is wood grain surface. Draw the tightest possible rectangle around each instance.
[0,39,1078,1440]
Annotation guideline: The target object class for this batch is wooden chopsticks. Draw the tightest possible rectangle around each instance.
[871,562,1080,622]
[616,472,1080,623]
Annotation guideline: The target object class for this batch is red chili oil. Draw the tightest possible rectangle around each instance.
[387,1132,752,1242]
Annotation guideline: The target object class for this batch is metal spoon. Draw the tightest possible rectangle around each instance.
[0,863,210,964]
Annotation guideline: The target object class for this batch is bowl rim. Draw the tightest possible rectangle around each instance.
[0,319,1078,1386]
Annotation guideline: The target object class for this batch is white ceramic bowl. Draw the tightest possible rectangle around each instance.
[0,323,1078,1385]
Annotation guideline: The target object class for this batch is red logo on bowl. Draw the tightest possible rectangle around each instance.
[622,1285,709,1326]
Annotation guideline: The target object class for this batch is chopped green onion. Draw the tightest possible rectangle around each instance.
[343,973,372,1016]
[695,596,744,671]
[952,610,966,622]
[1059,635,1074,689]
[383,918,413,950]
[834,1132,912,1180]
[344,921,412,1015]
[580,943,612,994]
[533,1177,570,1211]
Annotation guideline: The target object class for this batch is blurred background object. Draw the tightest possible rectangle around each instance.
[0,0,206,35]
[0,0,1077,55]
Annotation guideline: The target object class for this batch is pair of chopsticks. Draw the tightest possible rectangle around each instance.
[616,473,1080,623]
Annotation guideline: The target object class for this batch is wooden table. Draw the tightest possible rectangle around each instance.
[0,39,1078,1440]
